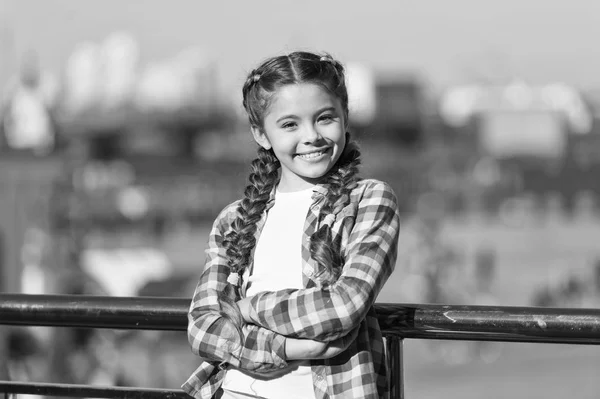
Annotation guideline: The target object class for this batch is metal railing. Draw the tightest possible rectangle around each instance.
[1,294,600,398]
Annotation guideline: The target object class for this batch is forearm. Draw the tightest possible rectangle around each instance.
[247,287,372,342]
[189,286,288,372]
[188,313,289,372]
[238,291,361,343]
[284,326,360,361]
[241,270,391,342]
[238,290,358,342]
[284,337,320,360]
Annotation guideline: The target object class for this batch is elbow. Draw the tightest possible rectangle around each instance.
[187,321,210,358]
[314,311,364,342]
[313,289,370,342]
[342,304,369,337]
[187,312,245,366]
[186,312,225,361]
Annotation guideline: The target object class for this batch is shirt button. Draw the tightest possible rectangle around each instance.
[306,270,314,277]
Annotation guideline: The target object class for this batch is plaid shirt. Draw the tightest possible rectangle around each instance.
[183,179,400,399]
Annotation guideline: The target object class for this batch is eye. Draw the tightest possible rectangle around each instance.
[280,121,297,130]
[318,114,336,124]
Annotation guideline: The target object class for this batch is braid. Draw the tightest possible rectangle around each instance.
[224,146,280,277]
[218,146,280,337]
[242,69,265,128]
[242,69,260,111]
[309,136,361,283]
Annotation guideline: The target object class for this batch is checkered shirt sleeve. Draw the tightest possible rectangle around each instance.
[186,202,289,372]
[246,180,400,341]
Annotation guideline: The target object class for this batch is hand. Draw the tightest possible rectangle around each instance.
[230,361,303,380]
[311,328,360,359]
[284,328,359,360]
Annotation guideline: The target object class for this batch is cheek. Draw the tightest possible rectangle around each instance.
[332,127,347,147]
[270,135,296,153]
[321,123,344,139]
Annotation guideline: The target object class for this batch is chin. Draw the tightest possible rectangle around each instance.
[302,170,330,182]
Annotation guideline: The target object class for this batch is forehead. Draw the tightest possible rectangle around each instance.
[266,83,340,119]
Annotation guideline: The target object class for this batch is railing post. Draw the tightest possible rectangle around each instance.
[386,336,404,399]
[0,231,11,398]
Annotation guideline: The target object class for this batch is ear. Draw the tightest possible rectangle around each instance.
[251,126,272,150]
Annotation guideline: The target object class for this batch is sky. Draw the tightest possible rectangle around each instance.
[1,0,600,94]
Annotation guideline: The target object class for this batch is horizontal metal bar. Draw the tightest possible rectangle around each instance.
[376,303,600,344]
[0,294,188,331]
[0,381,189,398]
[1,295,600,344]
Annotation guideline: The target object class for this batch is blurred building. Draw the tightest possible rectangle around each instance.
[436,80,599,216]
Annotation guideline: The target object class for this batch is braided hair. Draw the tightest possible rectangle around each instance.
[219,51,362,333]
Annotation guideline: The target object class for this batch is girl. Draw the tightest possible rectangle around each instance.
[183,51,400,399]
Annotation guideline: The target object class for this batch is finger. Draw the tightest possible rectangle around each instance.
[343,328,359,347]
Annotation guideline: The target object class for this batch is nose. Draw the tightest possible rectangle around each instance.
[302,125,323,144]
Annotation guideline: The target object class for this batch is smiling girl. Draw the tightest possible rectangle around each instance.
[183,51,400,399]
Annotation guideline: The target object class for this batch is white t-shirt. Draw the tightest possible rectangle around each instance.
[222,187,316,399]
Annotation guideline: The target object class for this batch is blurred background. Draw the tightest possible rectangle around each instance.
[1,0,600,398]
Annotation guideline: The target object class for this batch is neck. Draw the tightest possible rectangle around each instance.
[277,175,321,193]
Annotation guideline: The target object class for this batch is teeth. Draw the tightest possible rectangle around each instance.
[298,150,324,159]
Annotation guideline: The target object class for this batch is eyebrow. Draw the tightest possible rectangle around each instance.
[275,106,338,124]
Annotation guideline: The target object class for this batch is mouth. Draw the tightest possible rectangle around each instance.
[295,148,331,160]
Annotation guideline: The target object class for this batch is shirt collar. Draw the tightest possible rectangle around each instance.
[266,181,329,210]
[311,183,329,198]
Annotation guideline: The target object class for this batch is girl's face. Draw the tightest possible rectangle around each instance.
[252,83,347,192]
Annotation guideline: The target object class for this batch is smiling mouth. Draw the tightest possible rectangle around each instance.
[296,148,330,160]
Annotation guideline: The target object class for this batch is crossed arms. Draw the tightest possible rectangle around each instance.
[187,180,400,372]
